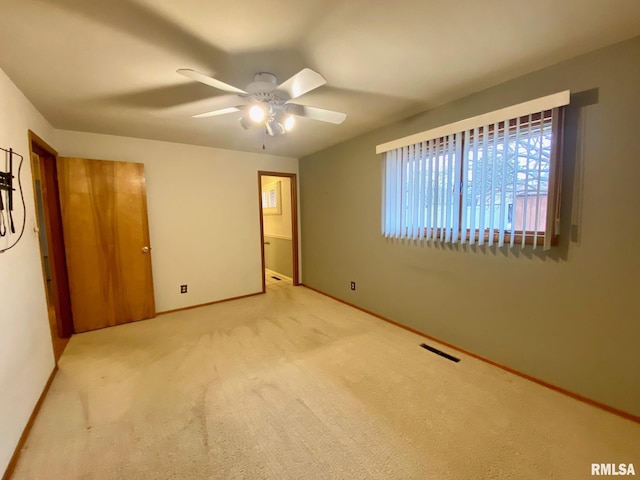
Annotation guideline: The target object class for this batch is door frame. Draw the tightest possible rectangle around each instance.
[28,130,73,360]
[258,171,300,292]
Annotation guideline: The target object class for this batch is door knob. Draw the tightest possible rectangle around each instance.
[141,246,150,253]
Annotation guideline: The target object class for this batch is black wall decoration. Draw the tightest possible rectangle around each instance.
[0,146,25,253]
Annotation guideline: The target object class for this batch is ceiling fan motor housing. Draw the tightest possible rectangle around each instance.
[243,73,290,131]
[253,72,277,84]
[246,72,289,105]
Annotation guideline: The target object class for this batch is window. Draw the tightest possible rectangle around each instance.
[378,92,568,250]
[262,180,282,215]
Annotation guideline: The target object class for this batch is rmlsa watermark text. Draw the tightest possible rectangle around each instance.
[592,463,636,476]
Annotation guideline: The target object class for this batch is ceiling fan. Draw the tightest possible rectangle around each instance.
[176,68,347,136]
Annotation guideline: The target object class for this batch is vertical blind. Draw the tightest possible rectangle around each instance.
[381,105,564,250]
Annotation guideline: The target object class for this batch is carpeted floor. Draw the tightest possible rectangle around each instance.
[10,283,640,479]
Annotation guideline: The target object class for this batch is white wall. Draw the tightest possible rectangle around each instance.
[55,131,299,312]
[0,68,56,475]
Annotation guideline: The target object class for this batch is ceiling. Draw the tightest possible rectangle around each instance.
[1,0,639,158]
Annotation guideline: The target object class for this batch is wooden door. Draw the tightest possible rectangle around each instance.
[58,157,155,332]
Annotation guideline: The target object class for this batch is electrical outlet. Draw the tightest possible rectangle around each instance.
[350,281,356,291]
[180,284,188,294]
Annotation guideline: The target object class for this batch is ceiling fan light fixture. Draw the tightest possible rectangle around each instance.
[266,117,285,136]
[284,115,295,132]
[239,116,251,130]
[249,104,265,123]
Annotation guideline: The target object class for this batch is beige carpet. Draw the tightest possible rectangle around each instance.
[11,283,640,479]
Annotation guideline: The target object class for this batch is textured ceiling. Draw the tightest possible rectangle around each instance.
[1,0,639,158]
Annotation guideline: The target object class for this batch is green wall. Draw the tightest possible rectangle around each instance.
[300,36,640,416]
[264,235,293,278]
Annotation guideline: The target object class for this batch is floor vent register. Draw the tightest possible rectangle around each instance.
[420,343,460,363]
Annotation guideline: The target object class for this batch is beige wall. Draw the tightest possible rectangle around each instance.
[0,68,56,475]
[300,36,640,416]
[55,131,299,312]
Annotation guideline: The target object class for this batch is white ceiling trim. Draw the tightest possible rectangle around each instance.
[376,90,571,154]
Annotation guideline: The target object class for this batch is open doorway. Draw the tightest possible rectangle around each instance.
[258,171,299,292]
[28,131,73,362]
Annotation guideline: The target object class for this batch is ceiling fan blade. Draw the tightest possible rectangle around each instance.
[277,68,326,100]
[177,68,247,94]
[286,104,346,124]
[193,107,241,118]
[186,94,248,118]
